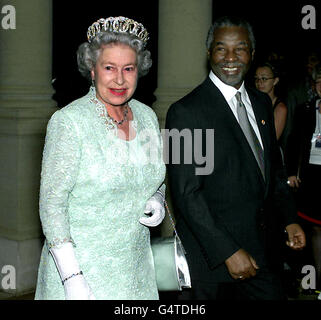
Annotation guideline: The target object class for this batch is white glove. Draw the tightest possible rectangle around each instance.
[49,242,96,300]
[140,184,166,227]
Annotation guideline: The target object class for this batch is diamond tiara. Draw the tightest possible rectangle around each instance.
[87,16,149,46]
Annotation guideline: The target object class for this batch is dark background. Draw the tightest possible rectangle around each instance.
[52,0,321,108]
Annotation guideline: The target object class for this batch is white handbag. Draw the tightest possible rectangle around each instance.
[151,201,191,291]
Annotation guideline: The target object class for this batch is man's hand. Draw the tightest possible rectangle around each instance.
[285,223,306,250]
[225,248,259,280]
[287,176,301,188]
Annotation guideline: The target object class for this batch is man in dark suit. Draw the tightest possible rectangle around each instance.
[165,16,306,300]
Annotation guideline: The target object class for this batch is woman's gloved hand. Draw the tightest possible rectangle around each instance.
[140,184,166,227]
[49,242,96,300]
[63,273,96,300]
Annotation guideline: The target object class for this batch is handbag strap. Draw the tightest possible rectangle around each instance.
[164,200,177,235]
[164,200,187,254]
[156,188,178,236]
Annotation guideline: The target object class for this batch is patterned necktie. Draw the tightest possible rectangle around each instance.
[235,92,265,180]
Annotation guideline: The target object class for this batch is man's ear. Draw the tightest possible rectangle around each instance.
[273,77,280,86]
[207,50,212,60]
[251,49,255,61]
[90,69,95,80]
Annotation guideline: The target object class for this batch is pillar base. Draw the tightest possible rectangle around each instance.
[0,236,42,297]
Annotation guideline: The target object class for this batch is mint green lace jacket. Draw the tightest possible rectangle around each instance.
[35,87,166,300]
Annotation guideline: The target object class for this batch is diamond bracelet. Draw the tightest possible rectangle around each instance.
[62,271,83,285]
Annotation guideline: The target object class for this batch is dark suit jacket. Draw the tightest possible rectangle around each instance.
[285,97,319,179]
[284,97,320,218]
[166,77,297,283]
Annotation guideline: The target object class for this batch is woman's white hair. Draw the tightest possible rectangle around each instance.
[77,31,152,81]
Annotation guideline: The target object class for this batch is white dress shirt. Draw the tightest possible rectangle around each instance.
[209,70,264,149]
[309,99,321,165]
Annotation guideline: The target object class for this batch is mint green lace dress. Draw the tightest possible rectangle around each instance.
[34,87,166,300]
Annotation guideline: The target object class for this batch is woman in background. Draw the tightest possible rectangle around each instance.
[255,62,287,141]
[285,64,321,297]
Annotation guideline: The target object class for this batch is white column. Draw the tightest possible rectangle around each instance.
[0,0,56,296]
[154,0,212,236]
[153,0,212,129]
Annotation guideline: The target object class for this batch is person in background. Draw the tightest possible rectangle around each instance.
[35,16,166,300]
[283,50,320,149]
[166,15,305,300]
[285,64,321,298]
[255,62,287,141]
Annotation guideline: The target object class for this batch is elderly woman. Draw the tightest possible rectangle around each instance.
[35,17,166,300]
[285,63,321,294]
